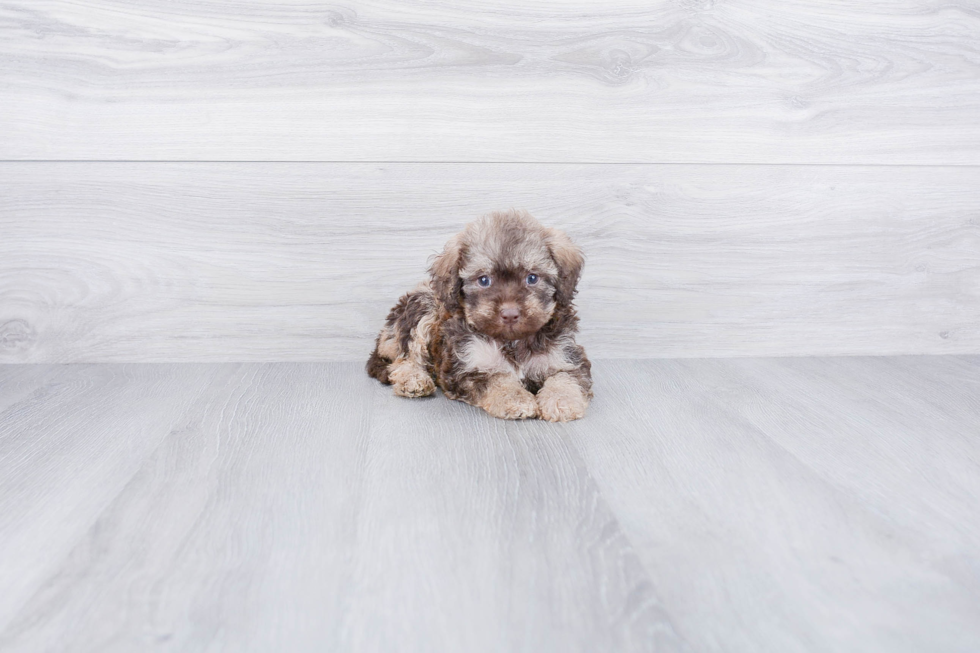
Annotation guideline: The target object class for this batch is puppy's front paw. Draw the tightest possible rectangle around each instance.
[536,373,589,422]
[388,360,436,398]
[480,382,539,420]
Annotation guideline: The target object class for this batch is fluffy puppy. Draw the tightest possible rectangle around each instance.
[366,209,592,422]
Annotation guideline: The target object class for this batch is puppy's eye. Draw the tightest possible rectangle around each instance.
[477,275,492,287]
[526,273,539,285]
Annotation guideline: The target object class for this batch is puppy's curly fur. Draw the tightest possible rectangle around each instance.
[367,210,592,421]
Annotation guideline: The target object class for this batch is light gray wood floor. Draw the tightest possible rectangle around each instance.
[1,356,977,652]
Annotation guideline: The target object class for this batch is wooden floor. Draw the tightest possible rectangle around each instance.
[1,356,978,652]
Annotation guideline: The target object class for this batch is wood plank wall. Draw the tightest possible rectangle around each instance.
[1,0,978,362]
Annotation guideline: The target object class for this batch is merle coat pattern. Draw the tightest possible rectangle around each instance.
[367,210,592,422]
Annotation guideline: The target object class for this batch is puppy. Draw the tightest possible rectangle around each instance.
[366,209,592,422]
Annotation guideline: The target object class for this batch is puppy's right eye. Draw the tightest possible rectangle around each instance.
[477,275,492,288]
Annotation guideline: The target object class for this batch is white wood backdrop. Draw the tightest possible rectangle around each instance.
[1,0,979,163]
[1,163,977,362]
[1,0,978,362]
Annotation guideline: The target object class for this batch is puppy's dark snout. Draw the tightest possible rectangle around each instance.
[500,306,521,323]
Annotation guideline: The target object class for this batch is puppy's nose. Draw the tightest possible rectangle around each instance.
[500,306,521,323]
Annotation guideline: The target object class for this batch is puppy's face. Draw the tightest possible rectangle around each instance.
[431,211,584,341]
[461,263,557,341]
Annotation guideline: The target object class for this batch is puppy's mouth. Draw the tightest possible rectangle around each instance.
[494,320,538,340]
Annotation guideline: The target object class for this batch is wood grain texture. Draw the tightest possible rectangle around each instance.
[2,0,979,162]
[0,363,381,653]
[0,362,683,652]
[1,357,978,651]
[335,368,680,653]
[568,356,980,652]
[2,162,978,363]
[0,364,225,635]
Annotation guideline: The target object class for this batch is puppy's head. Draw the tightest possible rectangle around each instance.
[430,210,584,340]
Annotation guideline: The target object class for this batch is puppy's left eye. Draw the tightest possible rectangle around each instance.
[526,273,539,285]
[477,275,492,287]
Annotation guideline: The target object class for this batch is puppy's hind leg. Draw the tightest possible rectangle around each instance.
[366,326,399,384]
[368,329,435,397]
[379,288,439,398]
[388,357,436,398]
[390,315,438,397]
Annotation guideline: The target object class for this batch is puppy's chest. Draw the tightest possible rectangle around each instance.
[460,336,568,380]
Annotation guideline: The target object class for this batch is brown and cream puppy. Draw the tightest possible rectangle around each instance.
[366,209,592,422]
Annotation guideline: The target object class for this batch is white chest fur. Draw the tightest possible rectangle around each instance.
[459,337,514,376]
[459,336,573,381]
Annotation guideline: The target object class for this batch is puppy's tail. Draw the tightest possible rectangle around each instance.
[366,347,392,384]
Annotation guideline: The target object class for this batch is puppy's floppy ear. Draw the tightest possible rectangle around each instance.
[545,227,584,307]
[429,233,465,312]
